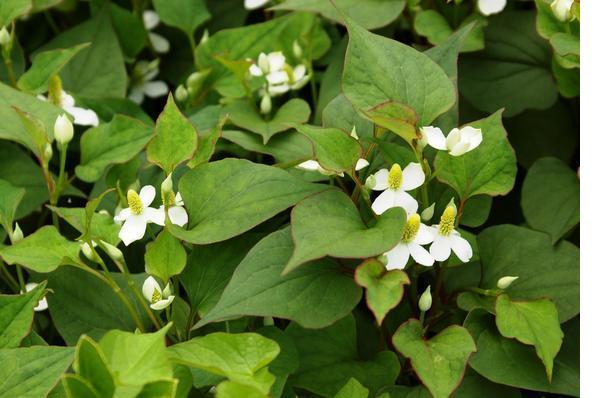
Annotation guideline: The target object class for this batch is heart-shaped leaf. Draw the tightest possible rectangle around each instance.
[361,101,419,145]
[144,230,187,283]
[0,282,46,349]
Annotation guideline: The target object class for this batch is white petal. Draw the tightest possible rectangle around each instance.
[142,276,161,302]
[267,51,285,71]
[128,86,145,104]
[267,84,290,96]
[414,224,435,245]
[384,244,410,270]
[371,189,396,215]
[400,163,425,191]
[119,215,147,246]
[392,190,419,215]
[291,75,310,90]
[429,235,452,261]
[60,91,75,108]
[461,126,483,152]
[446,128,461,149]
[149,32,170,54]
[478,0,507,16]
[449,141,470,157]
[138,185,156,207]
[293,64,306,81]
[144,207,165,226]
[142,81,169,98]
[114,208,131,223]
[450,234,473,262]
[143,10,160,30]
[249,64,263,77]
[421,126,447,150]
[372,169,389,191]
[355,158,370,171]
[145,68,160,82]
[168,206,188,227]
[408,242,435,266]
[34,296,48,312]
[150,295,175,310]
[64,105,99,127]
[297,160,321,171]
[266,70,289,85]
[37,94,47,101]
[257,53,269,73]
[175,192,184,206]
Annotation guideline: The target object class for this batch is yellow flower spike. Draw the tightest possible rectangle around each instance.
[439,202,457,237]
[401,214,421,243]
[387,164,403,190]
[127,190,144,215]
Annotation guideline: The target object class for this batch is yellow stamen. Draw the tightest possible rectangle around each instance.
[48,75,63,107]
[401,214,421,243]
[127,190,144,215]
[439,205,457,236]
[387,164,403,190]
[151,288,161,303]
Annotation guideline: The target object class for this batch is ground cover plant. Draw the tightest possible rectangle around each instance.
[0,0,580,397]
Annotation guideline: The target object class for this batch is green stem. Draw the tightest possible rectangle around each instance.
[467,287,501,297]
[1,49,17,87]
[0,262,20,292]
[186,32,196,56]
[307,60,318,108]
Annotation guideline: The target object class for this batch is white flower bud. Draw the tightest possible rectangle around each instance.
[80,241,99,262]
[43,143,53,162]
[421,203,436,222]
[418,285,432,312]
[161,173,173,195]
[54,114,74,145]
[200,29,210,45]
[0,27,10,47]
[365,174,377,190]
[12,222,23,242]
[100,241,124,262]
[293,40,303,59]
[260,94,272,114]
[550,0,574,21]
[175,85,188,102]
[497,276,519,290]
[186,71,204,91]
[350,126,359,140]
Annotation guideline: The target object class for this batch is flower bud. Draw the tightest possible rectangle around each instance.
[497,276,519,290]
[54,114,74,145]
[43,143,53,163]
[550,0,574,21]
[186,70,210,92]
[418,285,432,312]
[80,241,99,262]
[260,94,272,114]
[12,222,23,242]
[365,174,377,190]
[293,40,303,59]
[200,29,210,45]
[350,125,359,140]
[100,240,124,262]
[161,173,173,195]
[0,27,10,47]
[175,85,189,102]
[421,203,435,222]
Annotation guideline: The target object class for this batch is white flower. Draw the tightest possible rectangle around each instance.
[250,52,310,98]
[428,202,473,262]
[142,276,175,310]
[159,192,188,227]
[128,60,169,105]
[383,214,435,270]
[371,163,425,215]
[244,0,270,10]
[296,158,369,176]
[550,0,574,21]
[24,283,48,312]
[54,114,74,145]
[38,91,99,127]
[477,0,507,16]
[114,186,164,246]
[497,276,519,289]
[418,285,432,312]
[420,125,482,156]
[143,10,170,53]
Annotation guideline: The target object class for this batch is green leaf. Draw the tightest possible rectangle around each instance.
[0,0,31,27]
[17,44,90,94]
[333,378,369,398]
[434,111,517,199]
[147,94,199,173]
[392,319,476,398]
[521,157,579,243]
[170,158,325,244]
[109,3,147,61]
[198,227,361,329]
[47,267,151,345]
[36,7,127,98]
[226,99,310,144]
[61,375,100,398]
[144,230,187,283]
[0,282,45,349]
[0,226,80,273]
[342,14,455,125]
[355,259,409,325]
[465,309,579,396]
[552,57,579,97]
[216,381,267,398]
[286,315,400,397]
[136,379,178,398]
[152,0,211,36]
[169,332,280,394]
[271,0,405,30]
[415,11,483,53]
[49,206,120,246]
[535,0,569,39]
[187,115,225,168]
[0,179,25,229]
[284,189,406,273]
[0,346,74,398]
[222,129,313,163]
[459,11,556,117]
[294,124,362,174]
[73,336,115,397]
[550,33,579,68]
[322,94,373,138]
[495,294,563,381]
[361,101,418,144]
[477,225,579,322]
[76,115,154,182]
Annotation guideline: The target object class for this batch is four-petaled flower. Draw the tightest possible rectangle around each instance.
[383,214,435,270]
[142,276,175,310]
[159,191,188,227]
[114,186,164,246]
[421,125,483,156]
[428,202,473,262]
[128,60,169,105]
[371,163,425,215]
[38,90,99,127]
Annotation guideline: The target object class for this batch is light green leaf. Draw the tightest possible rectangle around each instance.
[0,225,80,273]
[392,320,476,398]
[170,158,325,244]
[342,14,455,125]
[76,115,154,182]
[355,259,409,325]
[61,375,100,398]
[495,294,563,381]
[434,111,517,199]
[169,332,280,394]
[152,0,211,36]
[0,179,25,229]
[198,228,361,329]
[147,94,198,173]
[333,378,369,398]
[415,11,483,53]
[221,129,312,163]
[360,101,418,144]
[271,0,405,30]
[187,115,224,168]
[478,225,579,322]
[0,282,45,349]
[552,57,579,97]
[73,336,115,397]
[17,44,90,94]
[216,381,267,398]
[226,99,310,144]
[535,0,569,39]
[50,206,120,246]
[0,346,74,398]
[295,124,362,174]
[136,379,178,398]
[144,230,187,283]
[521,157,579,243]
[0,0,31,27]
[284,189,406,273]
[322,94,373,138]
